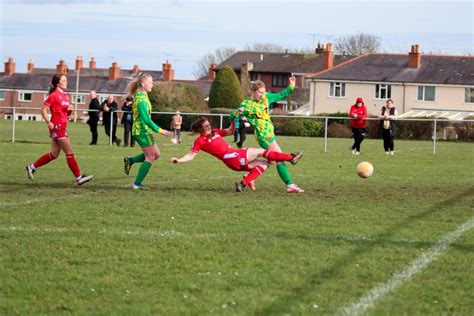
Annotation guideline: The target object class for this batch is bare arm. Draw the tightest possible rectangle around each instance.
[170,151,198,164]
[223,121,235,136]
[41,105,54,129]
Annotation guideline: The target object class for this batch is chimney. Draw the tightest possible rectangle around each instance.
[56,60,67,74]
[323,43,334,70]
[75,56,83,71]
[4,57,15,76]
[89,57,96,69]
[162,61,174,81]
[108,62,121,80]
[240,61,254,96]
[132,65,140,74]
[208,63,217,80]
[27,58,34,72]
[315,43,325,55]
[408,44,421,69]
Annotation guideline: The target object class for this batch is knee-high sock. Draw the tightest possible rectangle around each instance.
[66,154,81,178]
[263,150,292,162]
[131,153,145,164]
[32,152,56,169]
[276,163,293,185]
[242,165,266,186]
[135,161,152,185]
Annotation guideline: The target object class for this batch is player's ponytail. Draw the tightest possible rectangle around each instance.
[127,72,152,99]
[49,73,63,95]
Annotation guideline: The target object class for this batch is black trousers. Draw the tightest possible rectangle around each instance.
[382,129,395,151]
[236,127,246,148]
[351,127,366,152]
[104,121,118,142]
[124,121,135,147]
[88,121,98,144]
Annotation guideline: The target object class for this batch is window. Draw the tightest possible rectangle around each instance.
[71,95,85,104]
[98,95,107,103]
[272,74,288,87]
[375,84,391,99]
[19,92,32,102]
[329,82,346,98]
[250,73,260,81]
[417,86,435,101]
[0,90,5,101]
[465,88,474,103]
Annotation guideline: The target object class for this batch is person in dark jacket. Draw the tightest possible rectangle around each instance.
[101,95,121,146]
[349,97,368,155]
[87,90,101,145]
[236,117,248,148]
[378,99,398,155]
[121,96,135,147]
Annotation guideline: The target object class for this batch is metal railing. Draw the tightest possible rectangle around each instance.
[1,106,473,154]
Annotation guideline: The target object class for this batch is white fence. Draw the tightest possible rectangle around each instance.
[1,106,473,155]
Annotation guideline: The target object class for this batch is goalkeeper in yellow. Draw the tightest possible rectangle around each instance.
[123,73,171,189]
[230,75,304,193]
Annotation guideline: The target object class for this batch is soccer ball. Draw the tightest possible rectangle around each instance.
[356,161,374,178]
[170,138,178,144]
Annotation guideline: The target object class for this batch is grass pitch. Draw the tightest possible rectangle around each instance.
[1,120,473,315]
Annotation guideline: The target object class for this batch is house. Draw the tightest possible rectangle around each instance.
[215,44,355,112]
[0,57,179,122]
[306,44,474,118]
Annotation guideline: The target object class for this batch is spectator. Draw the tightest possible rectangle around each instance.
[87,90,101,145]
[171,110,183,143]
[121,96,135,147]
[349,97,368,155]
[101,95,121,146]
[378,99,398,155]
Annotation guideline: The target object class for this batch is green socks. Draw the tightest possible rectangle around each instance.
[276,163,293,185]
[134,161,152,185]
[131,153,145,164]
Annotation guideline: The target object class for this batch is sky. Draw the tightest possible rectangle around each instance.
[0,0,473,79]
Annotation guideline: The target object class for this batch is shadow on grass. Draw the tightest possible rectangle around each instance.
[256,187,474,315]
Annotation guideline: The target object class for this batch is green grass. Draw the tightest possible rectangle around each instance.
[1,120,473,315]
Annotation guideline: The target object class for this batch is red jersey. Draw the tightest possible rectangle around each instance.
[44,89,71,126]
[349,104,368,128]
[191,128,232,160]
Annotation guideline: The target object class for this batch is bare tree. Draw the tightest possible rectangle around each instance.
[244,42,286,52]
[192,46,237,79]
[334,33,381,55]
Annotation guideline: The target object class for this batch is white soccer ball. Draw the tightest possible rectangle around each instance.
[170,138,178,144]
[356,161,374,178]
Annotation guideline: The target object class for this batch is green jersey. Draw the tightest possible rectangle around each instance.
[132,92,162,136]
[231,84,294,148]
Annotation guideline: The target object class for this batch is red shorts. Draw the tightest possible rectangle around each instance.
[49,124,69,141]
[221,148,249,171]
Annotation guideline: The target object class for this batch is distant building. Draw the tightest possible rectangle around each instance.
[306,44,474,119]
[216,44,355,112]
[0,57,210,122]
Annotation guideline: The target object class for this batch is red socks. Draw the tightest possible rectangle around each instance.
[32,152,56,169]
[242,165,266,186]
[66,154,81,178]
[263,150,292,162]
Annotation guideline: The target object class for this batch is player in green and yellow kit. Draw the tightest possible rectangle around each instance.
[123,73,171,189]
[231,75,304,193]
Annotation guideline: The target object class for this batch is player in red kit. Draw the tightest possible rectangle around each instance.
[170,117,303,192]
[25,74,93,185]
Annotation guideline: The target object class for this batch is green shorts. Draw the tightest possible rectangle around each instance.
[134,133,155,148]
[257,134,276,149]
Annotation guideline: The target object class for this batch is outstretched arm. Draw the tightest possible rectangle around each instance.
[170,151,198,164]
[267,75,296,104]
[223,120,235,136]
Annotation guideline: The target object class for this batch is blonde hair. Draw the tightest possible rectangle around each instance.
[250,80,265,91]
[127,73,152,98]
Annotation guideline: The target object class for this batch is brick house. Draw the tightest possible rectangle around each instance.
[215,44,355,112]
[0,57,175,122]
[306,45,474,118]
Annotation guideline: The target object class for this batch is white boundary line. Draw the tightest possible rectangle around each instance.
[338,216,474,316]
[0,225,442,246]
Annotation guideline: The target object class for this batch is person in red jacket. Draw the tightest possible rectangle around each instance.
[349,97,368,155]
